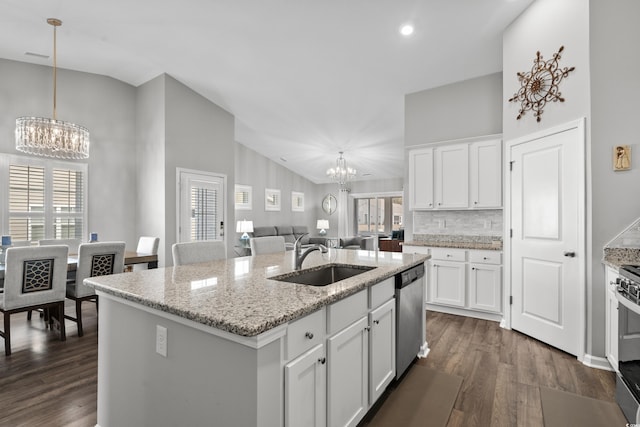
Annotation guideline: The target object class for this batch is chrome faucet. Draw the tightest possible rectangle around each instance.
[294,234,328,270]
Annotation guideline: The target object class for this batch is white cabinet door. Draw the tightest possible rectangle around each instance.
[369,299,395,406]
[430,260,466,307]
[327,316,369,427]
[435,144,468,209]
[409,147,434,210]
[285,344,326,427]
[468,264,502,313]
[470,139,502,208]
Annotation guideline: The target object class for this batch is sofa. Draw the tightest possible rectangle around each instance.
[251,226,326,250]
[339,236,375,250]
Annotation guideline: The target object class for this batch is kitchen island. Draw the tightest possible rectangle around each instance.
[86,248,429,427]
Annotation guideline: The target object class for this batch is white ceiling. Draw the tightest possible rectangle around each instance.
[0,0,533,184]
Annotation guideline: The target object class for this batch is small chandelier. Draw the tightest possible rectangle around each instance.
[326,151,356,186]
[15,18,90,160]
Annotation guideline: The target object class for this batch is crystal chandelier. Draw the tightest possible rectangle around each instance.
[326,151,356,186]
[15,18,90,160]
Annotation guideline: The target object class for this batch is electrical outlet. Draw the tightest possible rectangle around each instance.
[156,325,167,357]
[438,220,446,229]
[484,220,492,229]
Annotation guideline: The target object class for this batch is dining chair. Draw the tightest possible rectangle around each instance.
[39,238,81,254]
[137,236,160,255]
[0,245,68,355]
[66,242,125,337]
[250,236,286,255]
[172,240,226,266]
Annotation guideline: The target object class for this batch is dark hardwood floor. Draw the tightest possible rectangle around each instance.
[417,311,617,427]
[0,306,617,427]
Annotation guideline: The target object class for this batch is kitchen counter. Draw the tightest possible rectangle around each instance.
[403,234,503,251]
[603,247,640,269]
[86,249,429,427]
[85,248,428,337]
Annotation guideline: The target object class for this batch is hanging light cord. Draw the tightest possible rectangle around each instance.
[47,18,62,120]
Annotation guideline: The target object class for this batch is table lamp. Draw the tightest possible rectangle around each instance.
[236,220,254,241]
[317,219,329,236]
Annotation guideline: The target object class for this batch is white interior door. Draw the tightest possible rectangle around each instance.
[177,169,225,243]
[508,120,585,357]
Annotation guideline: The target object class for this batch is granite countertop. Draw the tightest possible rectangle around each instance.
[403,234,503,251]
[85,249,429,337]
[603,247,640,269]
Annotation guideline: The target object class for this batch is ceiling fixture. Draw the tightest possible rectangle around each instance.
[15,18,90,160]
[400,24,414,37]
[326,151,356,186]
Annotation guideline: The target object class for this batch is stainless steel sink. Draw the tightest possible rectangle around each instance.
[270,264,376,286]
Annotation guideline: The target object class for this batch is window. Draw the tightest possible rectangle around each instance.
[357,198,384,233]
[355,195,403,234]
[1,154,87,243]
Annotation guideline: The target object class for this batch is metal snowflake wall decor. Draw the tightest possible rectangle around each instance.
[508,46,575,122]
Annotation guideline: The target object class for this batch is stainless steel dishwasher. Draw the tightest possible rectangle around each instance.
[395,262,425,379]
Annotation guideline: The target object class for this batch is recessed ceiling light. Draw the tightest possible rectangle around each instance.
[399,24,414,37]
[362,173,373,177]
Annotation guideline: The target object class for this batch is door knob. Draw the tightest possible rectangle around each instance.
[564,251,576,258]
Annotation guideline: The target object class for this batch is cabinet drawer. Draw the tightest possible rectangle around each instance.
[402,245,429,255]
[286,308,326,360]
[469,250,502,265]
[430,248,466,262]
[327,289,368,335]
[370,277,394,309]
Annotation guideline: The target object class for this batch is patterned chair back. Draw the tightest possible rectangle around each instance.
[2,246,68,311]
[72,242,126,298]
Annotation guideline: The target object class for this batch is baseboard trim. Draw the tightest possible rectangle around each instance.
[582,354,615,371]
[426,304,502,323]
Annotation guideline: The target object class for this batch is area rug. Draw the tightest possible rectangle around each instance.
[364,364,463,427]
[540,386,628,427]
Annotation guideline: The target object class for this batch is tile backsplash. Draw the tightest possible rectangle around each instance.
[413,209,503,236]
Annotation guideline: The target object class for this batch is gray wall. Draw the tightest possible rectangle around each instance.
[0,58,138,247]
[234,143,321,237]
[589,0,640,353]
[136,75,167,264]
[503,0,640,359]
[164,75,236,262]
[403,72,504,242]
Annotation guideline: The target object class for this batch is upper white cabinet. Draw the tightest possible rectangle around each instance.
[435,143,469,209]
[470,139,502,208]
[408,147,434,210]
[408,137,502,210]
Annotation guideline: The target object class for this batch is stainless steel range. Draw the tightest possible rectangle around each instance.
[615,265,640,423]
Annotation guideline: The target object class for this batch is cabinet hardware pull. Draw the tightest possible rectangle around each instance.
[374,320,380,325]
[472,267,476,270]
[305,332,314,339]
[563,251,576,258]
[365,326,370,332]
[474,201,478,204]
[483,257,488,260]
[318,357,326,365]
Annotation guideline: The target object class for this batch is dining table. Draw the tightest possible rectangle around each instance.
[0,250,158,288]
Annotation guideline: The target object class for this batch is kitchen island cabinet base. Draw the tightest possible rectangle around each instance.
[96,293,284,427]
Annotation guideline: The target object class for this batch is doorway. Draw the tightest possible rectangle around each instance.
[505,119,586,358]
[177,168,226,244]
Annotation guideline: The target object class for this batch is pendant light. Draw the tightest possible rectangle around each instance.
[15,18,90,159]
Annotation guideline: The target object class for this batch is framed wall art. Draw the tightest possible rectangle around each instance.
[613,145,631,171]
